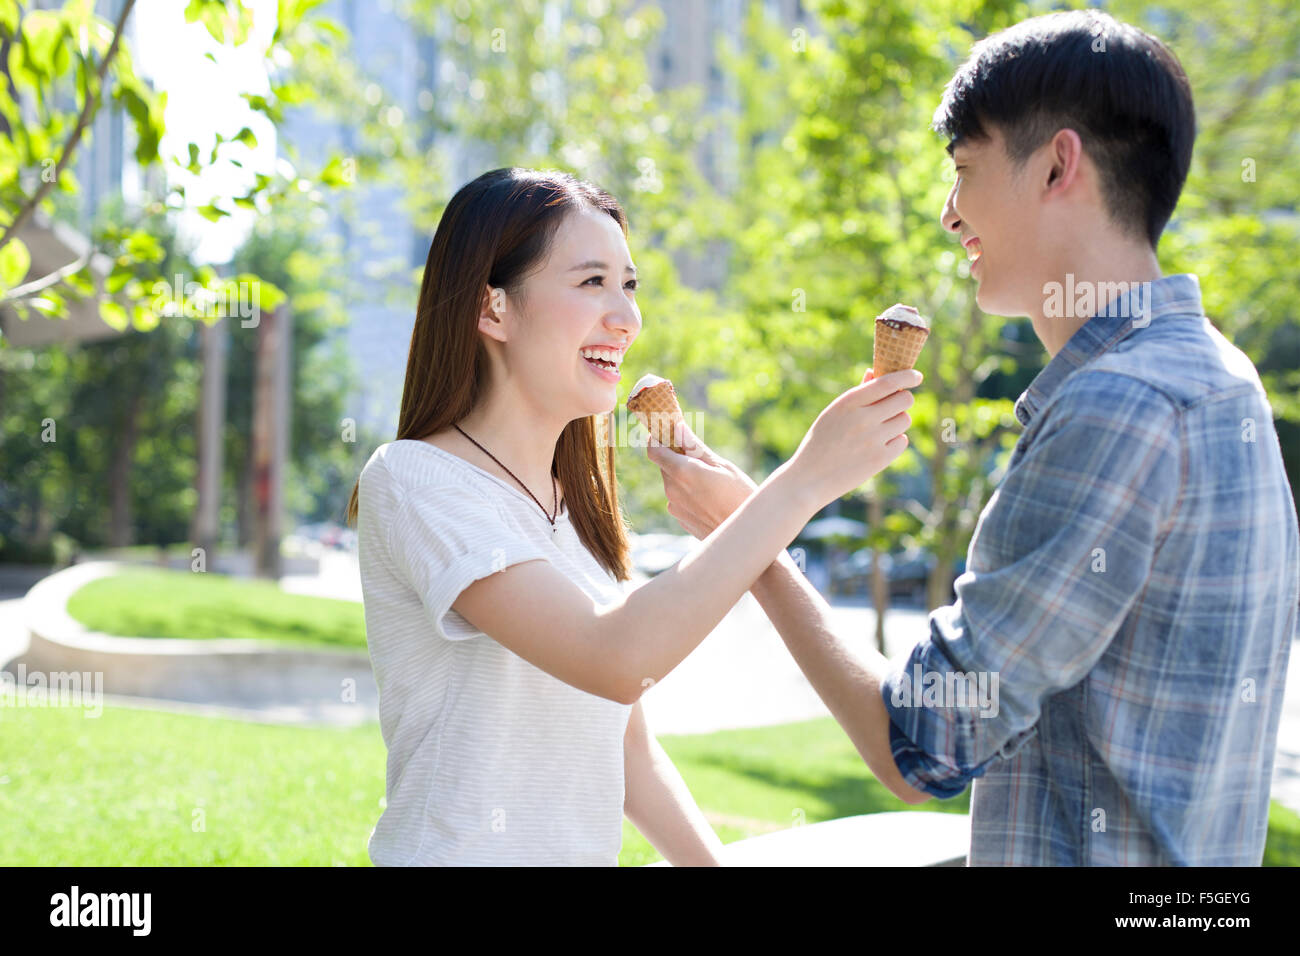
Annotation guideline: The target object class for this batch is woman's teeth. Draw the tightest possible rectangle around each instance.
[966,238,983,262]
[580,348,620,370]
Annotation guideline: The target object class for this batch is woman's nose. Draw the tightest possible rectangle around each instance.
[607,299,641,338]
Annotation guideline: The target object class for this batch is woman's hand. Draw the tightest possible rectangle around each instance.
[645,367,921,537]
[787,368,921,504]
[645,419,757,539]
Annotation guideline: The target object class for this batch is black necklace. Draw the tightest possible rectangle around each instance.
[453,424,559,532]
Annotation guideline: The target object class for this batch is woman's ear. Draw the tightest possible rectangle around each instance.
[478,284,509,343]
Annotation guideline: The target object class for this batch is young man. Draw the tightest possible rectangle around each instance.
[646,9,1299,865]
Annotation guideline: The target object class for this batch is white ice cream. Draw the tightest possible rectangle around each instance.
[629,373,670,401]
[877,303,930,331]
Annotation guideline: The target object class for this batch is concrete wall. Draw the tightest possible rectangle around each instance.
[5,562,378,725]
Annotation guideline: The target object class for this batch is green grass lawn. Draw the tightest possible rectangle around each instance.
[65,568,366,650]
[1,699,1297,866]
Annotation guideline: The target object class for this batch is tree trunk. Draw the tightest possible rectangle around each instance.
[927,548,955,611]
[108,389,142,548]
[869,490,888,654]
[236,448,252,548]
[192,318,228,563]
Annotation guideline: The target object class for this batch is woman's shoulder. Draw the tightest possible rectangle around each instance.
[362,439,500,509]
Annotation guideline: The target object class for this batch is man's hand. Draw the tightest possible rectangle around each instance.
[645,420,758,539]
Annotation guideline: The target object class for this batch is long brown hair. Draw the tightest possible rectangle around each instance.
[344,167,633,581]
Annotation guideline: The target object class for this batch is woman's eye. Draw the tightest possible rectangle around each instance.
[583,275,604,286]
[625,279,638,292]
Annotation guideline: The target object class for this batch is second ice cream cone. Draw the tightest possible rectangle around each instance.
[872,304,931,376]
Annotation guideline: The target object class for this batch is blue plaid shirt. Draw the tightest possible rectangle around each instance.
[880,273,1299,865]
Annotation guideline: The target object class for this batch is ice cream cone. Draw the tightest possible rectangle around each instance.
[627,374,687,453]
[872,303,930,376]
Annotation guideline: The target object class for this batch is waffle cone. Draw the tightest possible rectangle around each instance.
[873,320,930,376]
[627,381,686,453]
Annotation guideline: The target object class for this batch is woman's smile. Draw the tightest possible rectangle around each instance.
[579,343,625,382]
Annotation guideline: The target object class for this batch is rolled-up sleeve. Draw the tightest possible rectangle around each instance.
[388,482,551,641]
[879,371,1183,798]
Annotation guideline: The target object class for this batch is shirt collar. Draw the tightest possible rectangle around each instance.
[1013,273,1203,427]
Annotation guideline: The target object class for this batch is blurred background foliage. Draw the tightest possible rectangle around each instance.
[1,0,1296,612]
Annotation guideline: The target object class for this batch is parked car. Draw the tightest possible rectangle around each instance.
[629,532,697,577]
[830,546,951,602]
[290,522,355,551]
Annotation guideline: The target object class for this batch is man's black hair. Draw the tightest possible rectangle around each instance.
[932,9,1196,247]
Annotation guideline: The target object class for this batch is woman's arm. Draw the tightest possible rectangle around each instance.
[623,701,725,866]
[452,459,816,703]
[452,372,919,704]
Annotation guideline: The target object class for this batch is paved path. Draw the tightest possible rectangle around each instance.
[636,591,927,734]
[1271,652,1300,816]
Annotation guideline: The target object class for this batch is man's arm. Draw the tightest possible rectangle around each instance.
[749,549,932,804]
[644,416,928,802]
[646,369,1182,801]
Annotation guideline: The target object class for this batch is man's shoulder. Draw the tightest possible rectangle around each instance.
[1084,317,1266,412]
[1043,365,1182,434]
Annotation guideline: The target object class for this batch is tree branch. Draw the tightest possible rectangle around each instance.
[0,0,137,257]
[0,246,93,302]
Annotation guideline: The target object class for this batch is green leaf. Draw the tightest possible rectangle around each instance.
[18,11,62,78]
[131,301,160,332]
[236,273,287,313]
[29,293,63,316]
[124,231,165,262]
[318,154,355,187]
[106,262,133,293]
[0,237,31,290]
[98,298,128,330]
[185,0,230,44]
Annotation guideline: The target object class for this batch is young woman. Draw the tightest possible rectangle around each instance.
[346,166,920,866]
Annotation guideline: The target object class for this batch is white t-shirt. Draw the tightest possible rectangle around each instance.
[357,438,632,866]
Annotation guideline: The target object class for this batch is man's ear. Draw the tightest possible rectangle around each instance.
[1044,128,1084,195]
[478,284,509,344]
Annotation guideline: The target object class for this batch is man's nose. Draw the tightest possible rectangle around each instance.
[940,181,962,235]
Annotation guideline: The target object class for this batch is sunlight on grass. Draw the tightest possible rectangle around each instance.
[2,701,1295,866]
[65,568,366,650]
